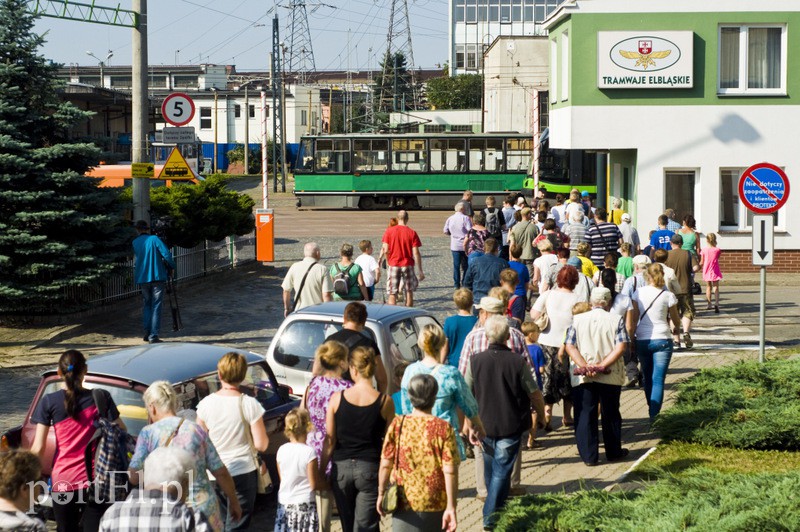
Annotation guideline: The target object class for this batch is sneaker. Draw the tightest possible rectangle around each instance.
[683,333,693,349]
[607,448,630,462]
[143,334,150,342]
[508,486,527,497]
[149,337,164,344]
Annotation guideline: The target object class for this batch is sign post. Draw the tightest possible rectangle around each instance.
[738,162,790,363]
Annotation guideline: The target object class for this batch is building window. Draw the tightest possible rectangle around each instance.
[173,75,198,88]
[466,44,479,70]
[249,104,256,118]
[234,105,241,118]
[500,0,511,23]
[664,170,696,226]
[301,110,308,126]
[455,45,466,69]
[720,168,781,230]
[200,107,212,130]
[466,0,477,22]
[451,125,474,132]
[455,0,465,22]
[110,76,132,88]
[424,124,446,133]
[719,25,786,95]
[560,31,569,101]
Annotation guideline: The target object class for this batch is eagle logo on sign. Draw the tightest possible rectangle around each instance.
[619,40,672,70]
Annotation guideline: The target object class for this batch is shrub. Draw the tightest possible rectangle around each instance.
[495,469,800,531]
[655,359,800,450]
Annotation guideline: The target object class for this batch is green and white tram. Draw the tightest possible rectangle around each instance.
[294,132,598,209]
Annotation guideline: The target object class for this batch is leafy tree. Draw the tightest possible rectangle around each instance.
[426,73,483,109]
[120,175,255,248]
[0,0,132,314]
[373,52,417,115]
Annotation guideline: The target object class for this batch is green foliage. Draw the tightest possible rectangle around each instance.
[495,468,800,531]
[226,144,266,174]
[0,0,131,314]
[655,358,800,450]
[373,52,417,113]
[426,73,482,109]
[120,175,254,248]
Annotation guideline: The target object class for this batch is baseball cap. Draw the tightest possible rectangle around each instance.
[632,255,652,266]
[567,256,583,268]
[516,196,526,205]
[474,296,505,314]
[581,190,590,197]
[621,213,631,222]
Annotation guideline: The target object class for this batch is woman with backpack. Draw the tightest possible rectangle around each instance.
[30,350,125,532]
[330,243,369,301]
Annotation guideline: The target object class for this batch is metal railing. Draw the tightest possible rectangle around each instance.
[64,232,255,307]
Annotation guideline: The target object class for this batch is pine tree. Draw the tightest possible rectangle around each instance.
[373,52,416,118]
[0,0,132,314]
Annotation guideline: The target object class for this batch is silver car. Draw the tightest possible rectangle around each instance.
[266,302,441,396]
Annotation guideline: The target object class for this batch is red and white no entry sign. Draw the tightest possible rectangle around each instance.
[161,92,196,127]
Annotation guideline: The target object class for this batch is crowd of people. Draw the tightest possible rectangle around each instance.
[3,189,727,532]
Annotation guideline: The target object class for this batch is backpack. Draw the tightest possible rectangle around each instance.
[484,207,501,238]
[85,389,137,504]
[333,263,354,297]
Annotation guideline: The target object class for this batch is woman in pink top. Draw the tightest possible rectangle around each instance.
[699,233,722,313]
[30,350,125,532]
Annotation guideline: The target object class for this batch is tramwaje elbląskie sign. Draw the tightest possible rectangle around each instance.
[597,31,694,89]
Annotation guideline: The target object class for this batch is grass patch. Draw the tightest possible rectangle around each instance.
[628,442,800,481]
[654,358,800,450]
[495,468,800,531]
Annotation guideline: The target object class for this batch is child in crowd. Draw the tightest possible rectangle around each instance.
[508,243,530,308]
[699,233,722,313]
[576,242,599,279]
[275,408,319,532]
[521,321,545,449]
[641,230,656,258]
[391,362,409,415]
[535,211,547,233]
[500,269,525,326]
[354,240,380,301]
[617,242,634,279]
[443,288,478,368]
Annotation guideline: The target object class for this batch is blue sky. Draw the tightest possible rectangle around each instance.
[35,0,450,72]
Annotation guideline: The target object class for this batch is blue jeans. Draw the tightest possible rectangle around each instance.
[637,339,673,420]
[482,435,521,529]
[451,250,468,288]
[140,281,165,341]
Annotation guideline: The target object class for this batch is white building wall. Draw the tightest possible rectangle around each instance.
[484,37,549,133]
[550,105,799,250]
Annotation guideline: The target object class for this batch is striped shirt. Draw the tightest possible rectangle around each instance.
[585,221,623,267]
[563,222,586,251]
[458,324,530,376]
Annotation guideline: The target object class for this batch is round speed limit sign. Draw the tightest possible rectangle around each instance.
[161,92,195,127]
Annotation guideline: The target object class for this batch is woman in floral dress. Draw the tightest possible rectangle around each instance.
[378,374,459,531]
[301,341,352,532]
[128,381,241,532]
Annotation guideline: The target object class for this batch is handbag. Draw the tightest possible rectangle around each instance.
[239,395,273,494]
[533,292,550,330]
[380,415,406,515]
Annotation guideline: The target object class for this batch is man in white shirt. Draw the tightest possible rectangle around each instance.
[282,242,333,316]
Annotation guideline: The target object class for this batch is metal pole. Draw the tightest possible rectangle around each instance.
[280,66,287,192]
[532,89,539,191]
[213,89,218,173]
[244,85,250,174]
[131,0,150,223]
[261,90,269,209]
[759,265,766,363]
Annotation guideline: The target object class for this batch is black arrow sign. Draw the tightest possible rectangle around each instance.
[758,219,769,260]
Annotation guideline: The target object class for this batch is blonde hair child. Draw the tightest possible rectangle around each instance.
[699,233,722,313]
[275,408,319,530]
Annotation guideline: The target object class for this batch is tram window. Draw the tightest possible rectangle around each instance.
[299,139,313,171]
[354,139,389,172]
[506,138,532,172]
[430,138,466,172]
[391,138,427,172]
[314,139,350,173]
[468,138,504,172]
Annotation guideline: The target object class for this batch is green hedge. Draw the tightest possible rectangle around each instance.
[495,469,800,531]
[655,359,800,450]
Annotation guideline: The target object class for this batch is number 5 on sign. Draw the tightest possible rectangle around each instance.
[161,93,196,127]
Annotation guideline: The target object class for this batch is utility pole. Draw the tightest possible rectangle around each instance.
[131,0,149,223]
[244,85,250,173]
[212,88,219,173]
[271,16,285,193]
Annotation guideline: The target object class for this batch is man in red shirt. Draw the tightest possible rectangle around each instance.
[379,210,425,306]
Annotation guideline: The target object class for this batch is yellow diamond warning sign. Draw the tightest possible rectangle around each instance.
[156,147,194,180]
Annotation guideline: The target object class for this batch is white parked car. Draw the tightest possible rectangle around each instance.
[266,302,441,396]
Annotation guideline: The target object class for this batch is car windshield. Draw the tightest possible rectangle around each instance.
[37,380,149,437]
[273,320,377,370]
